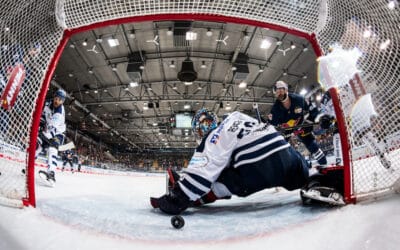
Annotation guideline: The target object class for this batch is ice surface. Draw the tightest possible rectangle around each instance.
[0,168,399,250]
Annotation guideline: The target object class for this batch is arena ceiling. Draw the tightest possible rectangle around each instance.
[52,20,319,153]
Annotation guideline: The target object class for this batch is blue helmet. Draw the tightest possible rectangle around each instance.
[54,89,66,101]
[192,108,218,142]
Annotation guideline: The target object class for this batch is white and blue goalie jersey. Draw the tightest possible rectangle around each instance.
[180,111,290,201]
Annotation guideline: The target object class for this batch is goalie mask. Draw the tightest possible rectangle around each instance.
[192,108,218,143]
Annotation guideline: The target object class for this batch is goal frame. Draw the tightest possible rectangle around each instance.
[25,13,353,207]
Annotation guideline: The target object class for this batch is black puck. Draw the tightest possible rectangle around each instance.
[171,215,185,229]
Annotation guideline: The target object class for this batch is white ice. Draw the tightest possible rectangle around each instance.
[0,168,399,250]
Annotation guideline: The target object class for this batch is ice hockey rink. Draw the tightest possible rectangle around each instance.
[0,166,399,250]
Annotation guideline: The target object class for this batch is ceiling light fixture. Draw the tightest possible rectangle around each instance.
[276,40,283,46]
[216,35,229,46]
[129,81,138,88]
[238,81,247,88]
[184,81,193,86]
[379,39,391,50]
[300,88,307,95]
[88,68,94,74]
[363,26,372,38]
[96,36,103,43]
[388,0,397,9]
[206,28,213,37]
[166,27,173,36]
[260,38,272,49]
[169,60,176,68]
[108,36,120,47]
[201,61,207,69]
[146,35,159,46]
[185,31,197,41]
[290,42,296,50]
[111,64,117,71]
[128,29,136,39]
[82,39,88,46]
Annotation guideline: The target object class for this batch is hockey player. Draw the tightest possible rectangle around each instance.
[268,81,327,165]
[62,150,74,173]
[150,108,344,215]
[36,89,67,183]
[72,151,80,172]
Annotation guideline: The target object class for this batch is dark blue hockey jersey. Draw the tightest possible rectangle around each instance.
[269,93,309,128]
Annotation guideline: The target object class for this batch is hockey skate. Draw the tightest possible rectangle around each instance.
[38,170,56,187]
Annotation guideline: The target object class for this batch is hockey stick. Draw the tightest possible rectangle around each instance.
[252,103,262,124]
[58,141,75,151]
[276,122,318,132]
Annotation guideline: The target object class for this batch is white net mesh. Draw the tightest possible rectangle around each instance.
[0,0,64,206]
[0,0,399,205]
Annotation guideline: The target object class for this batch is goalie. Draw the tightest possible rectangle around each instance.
[150,108,344,215]
[35,89,66,183]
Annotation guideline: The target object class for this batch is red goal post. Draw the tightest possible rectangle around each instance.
[0,0,398,207]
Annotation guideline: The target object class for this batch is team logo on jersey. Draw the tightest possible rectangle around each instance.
[210,122,225,144]
[189,156,208,168]
[294,107,303,114]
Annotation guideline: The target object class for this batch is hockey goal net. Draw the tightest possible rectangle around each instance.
[0,0,399,207]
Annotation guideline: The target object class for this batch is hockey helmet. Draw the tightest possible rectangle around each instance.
[273,80,288,93]
[54,89,66,101]
[192,108,218,142]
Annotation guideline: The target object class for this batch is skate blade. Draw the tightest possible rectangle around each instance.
[38,171,56,188]
[301,190,345,206]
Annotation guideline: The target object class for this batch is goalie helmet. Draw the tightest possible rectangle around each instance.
[191,108,218,143]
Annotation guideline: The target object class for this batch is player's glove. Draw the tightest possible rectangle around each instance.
[319,115,335,129]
